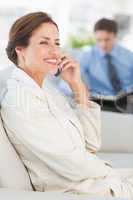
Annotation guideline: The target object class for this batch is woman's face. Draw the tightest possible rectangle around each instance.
[17,22,60,75]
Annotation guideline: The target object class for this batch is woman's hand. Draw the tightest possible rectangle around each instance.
[58,55,89,107]
[58,55,82,87]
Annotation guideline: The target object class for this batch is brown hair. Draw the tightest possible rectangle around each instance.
[94,18,118,34]
[6,11,58,66]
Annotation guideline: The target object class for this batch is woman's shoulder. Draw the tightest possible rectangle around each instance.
[1,76,39,111]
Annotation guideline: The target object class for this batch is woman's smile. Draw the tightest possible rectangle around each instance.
[44,58,58,66]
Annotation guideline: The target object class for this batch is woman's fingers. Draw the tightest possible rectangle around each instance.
[61,63,75,72]
[59,57,78,71]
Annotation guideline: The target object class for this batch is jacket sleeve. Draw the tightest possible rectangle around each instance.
[72,101,101,153]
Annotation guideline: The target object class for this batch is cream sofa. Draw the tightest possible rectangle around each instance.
[0,67,132,200]
[99,111,133,168]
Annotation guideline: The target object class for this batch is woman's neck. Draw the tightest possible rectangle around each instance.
[21,67,46,87]
[31,72,45,87]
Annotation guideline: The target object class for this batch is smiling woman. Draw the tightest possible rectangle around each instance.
[1,11,133,198]
[6,12,60,86]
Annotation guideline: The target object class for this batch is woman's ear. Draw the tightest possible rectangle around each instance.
[15,46,24,56]
[15,46,26,67]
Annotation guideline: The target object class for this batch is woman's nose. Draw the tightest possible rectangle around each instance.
[49,45,60,58]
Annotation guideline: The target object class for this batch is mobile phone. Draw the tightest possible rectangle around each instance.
[54,68,61,76]
[54,56,65,76]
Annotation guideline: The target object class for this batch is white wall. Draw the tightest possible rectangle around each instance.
[0,0,133,69]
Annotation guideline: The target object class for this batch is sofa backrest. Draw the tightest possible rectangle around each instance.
[0,67,32,190]
[0,67,13,103]
[0,116,32,189]
[100,111,133,153]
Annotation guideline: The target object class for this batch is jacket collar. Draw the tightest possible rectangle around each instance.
[9,67,55,100]
[95,44,119,59]
[12,67,43,89]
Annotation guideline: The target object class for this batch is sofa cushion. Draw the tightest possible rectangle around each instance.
[0,67,14,103]
[98,152,133,168]
[100,111,133,153]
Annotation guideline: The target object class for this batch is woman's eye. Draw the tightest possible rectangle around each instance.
[55,42,60,46]
[39,41,48,45]
[39,41,60,47]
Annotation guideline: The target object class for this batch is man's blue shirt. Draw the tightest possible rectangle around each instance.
[78,44,133,96]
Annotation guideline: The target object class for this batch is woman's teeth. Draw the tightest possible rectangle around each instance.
[45,59,57,64]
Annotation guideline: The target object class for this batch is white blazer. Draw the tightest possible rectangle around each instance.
[1,67,120,196]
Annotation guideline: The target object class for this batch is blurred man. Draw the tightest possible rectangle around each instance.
[78,18,133,111]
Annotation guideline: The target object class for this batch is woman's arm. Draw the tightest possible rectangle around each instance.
[59,55,101,153]
[73,101,101,153]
